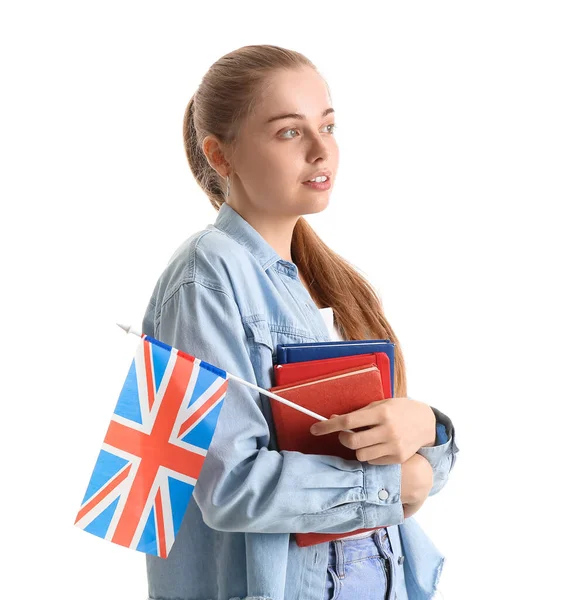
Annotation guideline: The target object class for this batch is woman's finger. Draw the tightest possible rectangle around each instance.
[310,404,384,436]
[338,425,389,451]
[354,443,397,464]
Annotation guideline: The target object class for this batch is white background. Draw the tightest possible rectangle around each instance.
[2,1,582,599]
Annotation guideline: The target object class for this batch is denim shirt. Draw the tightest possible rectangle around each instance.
[142,202,460,600]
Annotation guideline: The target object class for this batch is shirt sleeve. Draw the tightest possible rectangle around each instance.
[146,280,405,534]
[416,405,460,496]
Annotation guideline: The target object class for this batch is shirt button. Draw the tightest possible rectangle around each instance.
[398,555,405,565]
[378,489,389,501]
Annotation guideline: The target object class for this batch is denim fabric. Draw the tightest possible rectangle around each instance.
[324,527,408,600]
[142,201,460,600]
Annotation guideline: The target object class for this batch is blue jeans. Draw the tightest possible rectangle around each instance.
[324,527,408,600]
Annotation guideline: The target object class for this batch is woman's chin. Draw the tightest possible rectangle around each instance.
[302,194,331,215]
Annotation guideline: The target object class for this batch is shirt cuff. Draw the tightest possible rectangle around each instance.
[417,405,458,472]
[361,463,405,528]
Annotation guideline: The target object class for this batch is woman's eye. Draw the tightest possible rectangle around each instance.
[280,123,337,139]
[281,128,300,139]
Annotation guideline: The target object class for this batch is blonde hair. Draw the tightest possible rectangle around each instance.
[182,44,407,397]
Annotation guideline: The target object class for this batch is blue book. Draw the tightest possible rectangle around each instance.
[276,339,396,398]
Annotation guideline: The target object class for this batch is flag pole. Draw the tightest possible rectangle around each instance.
[116,323,347,427]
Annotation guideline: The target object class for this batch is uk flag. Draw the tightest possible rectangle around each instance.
[74,335,229,558]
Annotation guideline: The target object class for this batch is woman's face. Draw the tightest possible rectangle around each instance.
[228,66,339,220]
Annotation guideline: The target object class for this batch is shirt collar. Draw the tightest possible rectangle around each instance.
[212,202,299,277]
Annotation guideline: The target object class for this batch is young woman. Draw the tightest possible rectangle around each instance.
[142,44,459,600]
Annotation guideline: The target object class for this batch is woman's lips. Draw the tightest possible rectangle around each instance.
[302,178,331,191]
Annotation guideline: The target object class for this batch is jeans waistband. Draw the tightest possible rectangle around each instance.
[327,528,395,571]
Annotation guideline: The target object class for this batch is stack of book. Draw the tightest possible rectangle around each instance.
[268,339,396,547]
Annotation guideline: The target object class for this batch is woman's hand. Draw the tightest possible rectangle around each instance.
[401,453,433,518]
[309,397,436,465]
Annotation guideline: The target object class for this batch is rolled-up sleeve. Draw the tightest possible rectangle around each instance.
[147,280,405,534]
[416,406,460,496]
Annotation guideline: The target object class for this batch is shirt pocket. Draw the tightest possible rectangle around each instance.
[242,315,316,371]
[242,316,317,451]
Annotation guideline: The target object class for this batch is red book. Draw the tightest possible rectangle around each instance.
[273,352,392,399]
[268,362,391,547]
